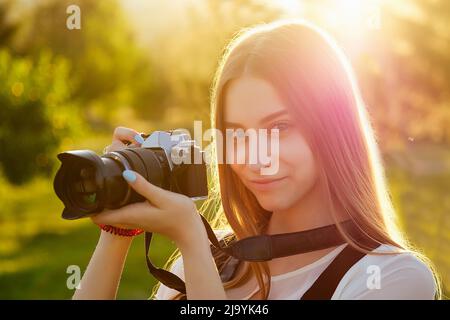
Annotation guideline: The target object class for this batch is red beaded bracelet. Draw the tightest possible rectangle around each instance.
[98,224,144,237]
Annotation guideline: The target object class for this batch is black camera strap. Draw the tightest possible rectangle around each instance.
[144,217,369,295]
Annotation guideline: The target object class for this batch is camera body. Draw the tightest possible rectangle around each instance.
[54,130,208,220]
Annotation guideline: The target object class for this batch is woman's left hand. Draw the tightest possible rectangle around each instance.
[91,170,204,249]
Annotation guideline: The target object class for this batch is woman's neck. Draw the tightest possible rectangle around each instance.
[265,179,336,235]
[263,179,347,278]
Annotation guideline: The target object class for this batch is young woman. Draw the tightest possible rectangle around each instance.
[73,19,439,300]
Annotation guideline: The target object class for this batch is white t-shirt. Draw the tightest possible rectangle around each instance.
[153,242,436,300]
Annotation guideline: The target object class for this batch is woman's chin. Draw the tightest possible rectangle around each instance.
[254,193,292,212]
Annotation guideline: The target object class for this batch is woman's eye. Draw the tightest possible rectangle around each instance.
[269,121,290,132]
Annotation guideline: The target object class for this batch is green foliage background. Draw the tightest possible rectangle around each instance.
[0,0,448,299]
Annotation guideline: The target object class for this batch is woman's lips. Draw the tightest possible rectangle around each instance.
[247,176,287,191]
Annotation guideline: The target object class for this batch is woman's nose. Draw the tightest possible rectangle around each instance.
[242,136,272,172]
[245,156,271,173]
[246,161,262,173]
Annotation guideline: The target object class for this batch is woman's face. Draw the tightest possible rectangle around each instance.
[224,76,318,212]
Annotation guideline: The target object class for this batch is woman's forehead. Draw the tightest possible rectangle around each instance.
[223,76,289,128]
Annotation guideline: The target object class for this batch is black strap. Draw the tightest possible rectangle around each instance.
[144,214,374,295]
[145,231,187,293]
[144,215,224,294]
[300,242,379,300]
[204,216,365,262]
[213,236,379,300]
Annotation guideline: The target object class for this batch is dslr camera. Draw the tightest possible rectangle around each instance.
[53,130,208,220]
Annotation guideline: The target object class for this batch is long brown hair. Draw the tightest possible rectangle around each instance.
[152,19,441,300]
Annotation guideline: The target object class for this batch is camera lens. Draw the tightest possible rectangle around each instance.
[54,148,171,220]
[68,166,98,209]
[54,131,208,220]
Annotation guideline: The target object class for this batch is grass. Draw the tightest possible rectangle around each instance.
[0,173,177,299]
[385,144,450,298]
[0,226,176,299]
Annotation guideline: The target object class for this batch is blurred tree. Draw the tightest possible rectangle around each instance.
[292,0,450,148]
[0,0,17,45]
[391,0,450,144]
[8,0,165,126]
[0,50,80,184]
[352,0,450,147]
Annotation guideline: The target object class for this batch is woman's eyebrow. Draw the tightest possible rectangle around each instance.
[224,109,288,128]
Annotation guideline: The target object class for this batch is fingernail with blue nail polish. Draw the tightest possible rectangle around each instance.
[122,170,136,183]
[134,134,145,144]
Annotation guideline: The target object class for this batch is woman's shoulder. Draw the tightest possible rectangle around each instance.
[152,229,232,300]
[332,244,437,299]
